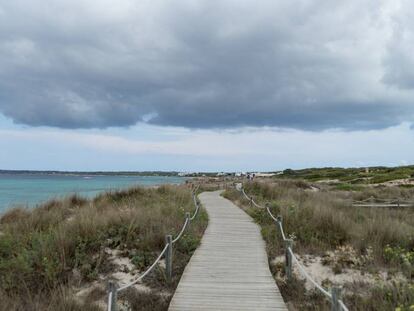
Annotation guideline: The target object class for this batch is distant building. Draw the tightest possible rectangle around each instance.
[178,172,191,177]
[255,173,276,177]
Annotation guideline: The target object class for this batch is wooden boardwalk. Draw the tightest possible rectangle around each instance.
[168,191,287,311]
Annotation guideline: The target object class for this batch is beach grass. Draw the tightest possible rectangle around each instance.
[223,180,414,310]
[277,166,414,185]
[0,185,207,311]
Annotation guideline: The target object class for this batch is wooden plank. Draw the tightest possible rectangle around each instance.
[168,190,287,311]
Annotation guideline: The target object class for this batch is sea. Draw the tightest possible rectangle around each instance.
[0,173,186,213]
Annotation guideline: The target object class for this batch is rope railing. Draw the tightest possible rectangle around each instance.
[241,187,264,208]
[352,196,414,206]
[190,187,201,221]
[241,188,251,201]
[288,248,332,298]
[117,243,169,292]
[107,186,201,311]
[276,218,287,241]
[339,299,350,311]
[172,216,190,244]
[107,292,113,310]
[265,203,278,222]
[239,186,349,311]
[373,197,410,203]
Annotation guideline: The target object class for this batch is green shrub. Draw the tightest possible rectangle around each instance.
[0,185,207,310]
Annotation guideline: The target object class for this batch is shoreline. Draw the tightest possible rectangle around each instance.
[0,184,206,310]
[0,175,188,214]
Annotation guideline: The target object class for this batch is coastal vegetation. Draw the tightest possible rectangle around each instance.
[0,185,207,311]
[277,165,414,186]
[224,179,414,310]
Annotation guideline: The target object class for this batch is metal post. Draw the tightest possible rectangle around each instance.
[165,235,173,283]
[331,286,342,311]
[186,212,191,225]
[276,215,283,224]
[107,281,118,311]
[284,239,293,280]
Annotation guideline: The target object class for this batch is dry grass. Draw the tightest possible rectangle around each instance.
[224,180,414,310]
[0,185,207,310]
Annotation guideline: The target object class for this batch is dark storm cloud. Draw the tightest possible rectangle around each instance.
[0,0,413,130]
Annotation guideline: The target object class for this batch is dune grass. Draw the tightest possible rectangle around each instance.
[278,166,414,184]
[0,185,207,311]
[224,180,414,310]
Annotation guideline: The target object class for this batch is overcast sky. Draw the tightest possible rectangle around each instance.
[1,0,414,171]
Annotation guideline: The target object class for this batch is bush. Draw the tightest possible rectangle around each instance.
[224,179,414,309]
[0,185,207,310]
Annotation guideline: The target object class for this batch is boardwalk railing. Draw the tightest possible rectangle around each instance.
[352,196,414,208]
[107,186,201,311]
[239,185,349,311]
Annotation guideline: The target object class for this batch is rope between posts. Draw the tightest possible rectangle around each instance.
[251,199,262,208]
[352,197,413,205]
[107,292,113,308]
[374,197,398,203]
[107,186,202,310]
[240,188,329,296]
[277,219,287,241]
[339,299,350,311]
[241,188,265,209]
[241,191,286,239]
[241,188,251,201]
[118,243,169,292]
[172,217,189,244]
[355,197,373,203]
[190,195,200,221]
[265,203,277,219]
[239,186,349,311]
[263,204,288,240]
[288,247,331,298]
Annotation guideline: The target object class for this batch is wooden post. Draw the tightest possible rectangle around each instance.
[284,239,293,280]
[276,215,283,224]
[331,286,342,311]
[250,196,253,207]
[165,235,173,283]
[107,281,118,311]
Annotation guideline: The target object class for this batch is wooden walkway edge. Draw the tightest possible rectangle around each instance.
[168,190,287,310]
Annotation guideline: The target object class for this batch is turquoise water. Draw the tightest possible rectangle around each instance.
[0,174,186,213]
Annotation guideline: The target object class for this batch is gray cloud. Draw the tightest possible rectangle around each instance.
[1,0,414,130]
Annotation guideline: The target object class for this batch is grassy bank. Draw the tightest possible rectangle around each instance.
[277,166,414,186]
[224,180,414,311]
[0,185,207,311]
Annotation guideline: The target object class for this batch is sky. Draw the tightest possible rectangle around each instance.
[1,0,414,171]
